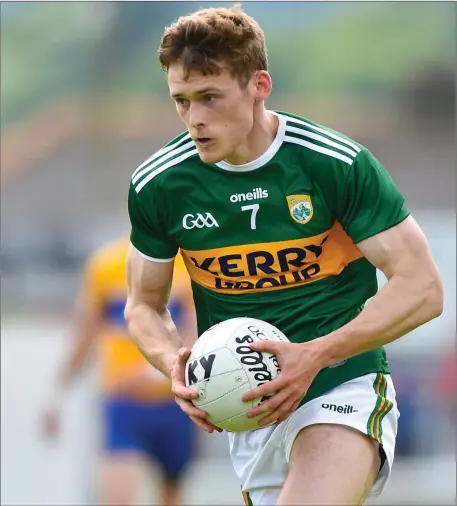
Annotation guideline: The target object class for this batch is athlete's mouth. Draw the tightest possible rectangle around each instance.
[196,138,214,147]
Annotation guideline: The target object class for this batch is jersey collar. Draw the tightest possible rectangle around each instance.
[215,111,286,172]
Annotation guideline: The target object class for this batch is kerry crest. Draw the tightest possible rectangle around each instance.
[286,194,313,224]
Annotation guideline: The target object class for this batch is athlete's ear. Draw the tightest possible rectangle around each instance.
[253,70,272,103]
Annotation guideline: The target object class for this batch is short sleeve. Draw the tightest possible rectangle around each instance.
[337,149,410,244]
[128,181,178,260]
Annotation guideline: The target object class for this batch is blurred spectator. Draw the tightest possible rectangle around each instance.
[434,345,456,427]
[390,359,419,457]
[405,65,455,128]
[41,236,197,505]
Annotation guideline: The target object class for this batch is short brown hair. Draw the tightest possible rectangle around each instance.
[158,5,268,86]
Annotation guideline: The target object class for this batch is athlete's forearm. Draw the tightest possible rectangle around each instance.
[314,271,443,368]
[125,302,182,378]
[56,310,101,390]
[57,337,93,388]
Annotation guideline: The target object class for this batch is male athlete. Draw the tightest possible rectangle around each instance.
[42,237,196,506]
[125,6,443,505]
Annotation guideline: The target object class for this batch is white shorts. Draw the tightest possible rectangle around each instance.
[229,373,399,506]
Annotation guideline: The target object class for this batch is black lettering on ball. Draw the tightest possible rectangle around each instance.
[240,354,264,366]
[236,345,255,355]
[235,334,254,344]
[253,372,272,382]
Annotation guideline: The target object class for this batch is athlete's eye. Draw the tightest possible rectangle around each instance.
[175,98,189,107]
[203,95,217,103]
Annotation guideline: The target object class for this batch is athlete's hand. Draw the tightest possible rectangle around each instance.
[41,404,62,440]
[242,340,324,427]
[171,347,223,433]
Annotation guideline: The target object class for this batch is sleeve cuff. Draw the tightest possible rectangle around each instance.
[131,243,175,263]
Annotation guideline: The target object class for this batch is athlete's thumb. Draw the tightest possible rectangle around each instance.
[178,347,192,361]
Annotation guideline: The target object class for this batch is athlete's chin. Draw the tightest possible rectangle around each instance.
[197,148,226,165]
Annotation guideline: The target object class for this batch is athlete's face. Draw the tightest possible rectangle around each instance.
[167,64,267,164]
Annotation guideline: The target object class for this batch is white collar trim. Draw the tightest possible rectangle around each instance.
[215,111,285,172]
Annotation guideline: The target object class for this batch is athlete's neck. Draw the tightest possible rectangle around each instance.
[224,108,278,165]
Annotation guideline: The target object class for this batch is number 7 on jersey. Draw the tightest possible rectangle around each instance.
[241,204,260,230]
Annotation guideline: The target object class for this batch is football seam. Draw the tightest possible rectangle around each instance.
[226,344,275,393]
[193,368,246,384]
[216,405,267,424]
[196,378,248,409]
[191,318,260,355]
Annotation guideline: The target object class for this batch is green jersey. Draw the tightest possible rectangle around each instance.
[128,111,409,403]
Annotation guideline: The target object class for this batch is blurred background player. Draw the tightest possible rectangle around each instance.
[41,236,197,506]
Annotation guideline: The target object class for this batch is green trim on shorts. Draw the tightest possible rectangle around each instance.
[242,490,254,506]
[367,373,393,444]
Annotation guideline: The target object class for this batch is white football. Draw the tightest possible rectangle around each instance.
[185,317,289,432]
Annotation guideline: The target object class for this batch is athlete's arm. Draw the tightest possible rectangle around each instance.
[124,244,180,377]
[41,259,103,438]
[314,215,443,365]
[169,269,198,349]
[243,216,443,427]
[56,281,102,388]
[124,245,221,432]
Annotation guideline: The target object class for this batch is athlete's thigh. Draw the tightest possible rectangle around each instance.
[103,397,148,454]
[278,423,380,506]
[100,398,146,505]
[144,402,196,480]
[99,452,145,505]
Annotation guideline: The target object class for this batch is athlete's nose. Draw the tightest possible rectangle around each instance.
[188,102,206,130]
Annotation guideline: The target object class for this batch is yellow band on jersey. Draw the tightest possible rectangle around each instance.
[181,221,363,294]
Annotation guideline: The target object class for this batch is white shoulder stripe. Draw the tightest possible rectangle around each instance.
[284,135,354,165]
[285,125,358,158]
[132,244,175,263]
[132,133,191,179]
[135,148,199,193]
[282,115,361,153]
[132,140,195,184]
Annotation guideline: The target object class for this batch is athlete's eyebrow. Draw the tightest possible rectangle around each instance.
[171,88,222,99]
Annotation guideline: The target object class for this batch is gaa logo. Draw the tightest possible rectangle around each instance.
[182,212,219,230]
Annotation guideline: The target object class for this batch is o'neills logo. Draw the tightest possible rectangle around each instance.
[322,403,358,414]
[230,188,269,203]
[180,222,363,294]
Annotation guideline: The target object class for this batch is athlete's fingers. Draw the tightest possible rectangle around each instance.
[175,399,222,433]
[174,396,223,433]
[177,346,192,363]
[242,374,288,402]
[171,347,199,400]
[189,414,221,433]
[276,399,302,424]
[248,340,282,354]
[246,388,290,418]
[171,381,199,400]
[205,421,223,433]
[175,396,208,419]
[259,398,297,427]
[41,409,61,439]
[171,347,192,379]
